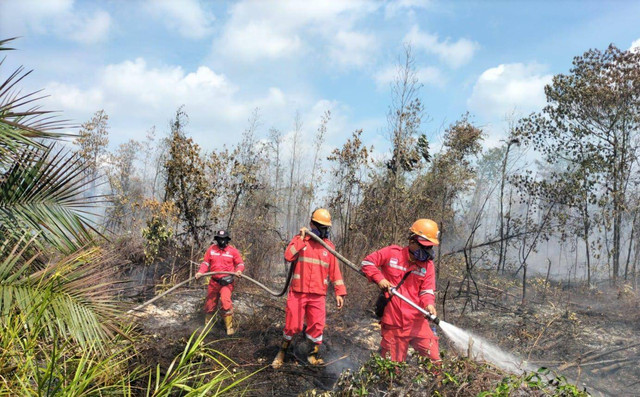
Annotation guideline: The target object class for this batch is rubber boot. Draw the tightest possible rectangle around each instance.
[223,315,235,336]
[271,340,290,369]
[307,343,324,366]
[204,313,214,327]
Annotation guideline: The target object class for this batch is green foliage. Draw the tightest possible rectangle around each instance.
[0,39,66,162]
[0,301,253,396]
[145,324,257,396]
[0,237,123,347]
[356,45,430,244]
[0,145,100,251]
[75,109,110,181]
[409,113,484,248]
[0,300,136,395]
[105,139,144,231]
[516,44,640,279]
[141,199,176,264]
[333,354,588,397]
[327,129,371,254]
[163,107,215,246]
[479,368,589,397]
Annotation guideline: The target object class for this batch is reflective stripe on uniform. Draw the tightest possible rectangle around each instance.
[305,333,323,343]
[334,280,344,286]
[298,256,329,268]
[289,245,298,256]
[292,274,301,279]
[323,279,328,285]
[361,260,375,267]
[283,332,293,340]
[419,289,435,296]
[388,262,408,271]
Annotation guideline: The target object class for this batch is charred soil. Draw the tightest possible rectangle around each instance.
[128,271,637,396]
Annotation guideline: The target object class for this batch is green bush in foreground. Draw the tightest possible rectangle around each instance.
[0,309,256,396]
[321,352,589,396]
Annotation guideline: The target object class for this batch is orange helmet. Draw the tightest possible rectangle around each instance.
[409,219,439,246]
[311,208,332,226]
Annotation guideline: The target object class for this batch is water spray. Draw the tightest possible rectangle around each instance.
[305,231,531,373]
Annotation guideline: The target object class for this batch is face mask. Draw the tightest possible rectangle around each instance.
[311,227,329,239]
[412,246,433,262]
[215,238,229,249]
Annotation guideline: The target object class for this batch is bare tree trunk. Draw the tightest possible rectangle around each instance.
[498,138,517,273]
[543,258,552,300]
[286,113,302,237]
[306,111,329,216]
[624,209,637,280]
[522,262,528,306]
[501,189,514,273]
[269,128,282,229]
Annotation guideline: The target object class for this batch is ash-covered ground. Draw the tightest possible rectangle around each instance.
[129,272,639,396]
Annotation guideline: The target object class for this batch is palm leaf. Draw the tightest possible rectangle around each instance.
[0,37,69,162]
[0,236,124,347]
[0,144,103,251]
[0,37,18,51]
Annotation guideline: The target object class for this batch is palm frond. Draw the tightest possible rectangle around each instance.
[0,38,70,161]
[0,236,124,347]
[0,144,103,251]
[0,37,19,51]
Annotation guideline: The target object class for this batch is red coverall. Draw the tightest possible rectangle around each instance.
[198,244,245,316]
[361,245,440,362]
[282,234,347,344]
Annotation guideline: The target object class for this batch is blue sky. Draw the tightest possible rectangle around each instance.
[1,0,639,158]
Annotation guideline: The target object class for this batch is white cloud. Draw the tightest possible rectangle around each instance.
[467,63,552,118]
[215,0,379,65]
[374,65,444,88]
[69,10,111,44]
[0,0,111,44]
[404,25,479,68]
[145,0,214,39]
[219,21,303,61]
[41,58,316,149]
[385,0,431,18]
[329,30,378,68]
[46,82,104,113]
[630,38,640,53]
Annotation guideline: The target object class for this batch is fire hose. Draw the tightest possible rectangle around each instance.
[304,231,440,325]
[127,232,440,325]
[127,262,295,314]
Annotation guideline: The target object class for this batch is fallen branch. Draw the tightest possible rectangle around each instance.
[558,342,640,370]
[579,356,640,368]
[527,315,560,361]
[590,357,638,374]
[450,276,517,298]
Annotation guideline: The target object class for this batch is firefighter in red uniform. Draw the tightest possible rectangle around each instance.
[361,219,441,363]
[271,209,347,368]
[195,229,244,335]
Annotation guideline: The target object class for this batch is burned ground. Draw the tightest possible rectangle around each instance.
[128,270,638,396]
[129,277,383,396]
